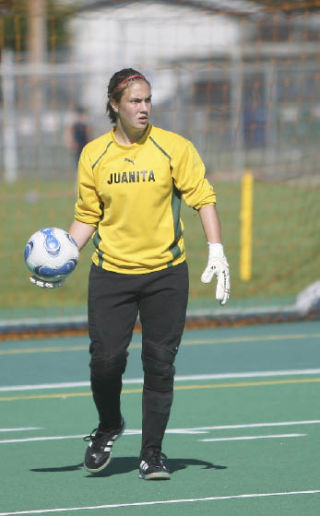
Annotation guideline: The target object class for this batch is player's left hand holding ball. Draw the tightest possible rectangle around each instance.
[29,276,65,289]
[201,243,230,305]
[24,227,79,289]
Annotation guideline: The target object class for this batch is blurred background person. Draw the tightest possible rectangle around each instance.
[65,106,91,166]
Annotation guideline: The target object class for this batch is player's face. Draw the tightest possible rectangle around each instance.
[114,81,152,134]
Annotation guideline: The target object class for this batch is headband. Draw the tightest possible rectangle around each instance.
[112,74,146,94]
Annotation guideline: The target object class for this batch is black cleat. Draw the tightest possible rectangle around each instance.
[139,451,170,480]
[84,418,125,473]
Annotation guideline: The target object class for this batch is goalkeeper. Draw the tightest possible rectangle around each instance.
[42,68,230,480]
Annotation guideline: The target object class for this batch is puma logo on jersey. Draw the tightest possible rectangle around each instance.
[107,170,155,184]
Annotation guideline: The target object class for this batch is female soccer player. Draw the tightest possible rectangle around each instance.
[37,68,230,480]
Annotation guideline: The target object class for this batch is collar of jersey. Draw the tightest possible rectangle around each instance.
[111,124,152,148]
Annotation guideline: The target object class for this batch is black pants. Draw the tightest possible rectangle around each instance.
[88,261,189,457]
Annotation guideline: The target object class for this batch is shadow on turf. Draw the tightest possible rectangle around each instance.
[30,457,227,477]
[30,464,83,473]
[87,457,227,478]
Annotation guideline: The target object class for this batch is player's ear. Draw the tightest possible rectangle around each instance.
[110,99,119,114]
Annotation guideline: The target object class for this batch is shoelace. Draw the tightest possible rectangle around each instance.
[83,428,113,445]
[83,421,123,444]
[83,428,99,443]
[147,452,167,466]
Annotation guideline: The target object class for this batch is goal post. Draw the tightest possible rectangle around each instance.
[240,170,254,283]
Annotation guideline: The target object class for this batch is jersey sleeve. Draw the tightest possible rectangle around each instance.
[74,147,102,227]
[171,139,216,209]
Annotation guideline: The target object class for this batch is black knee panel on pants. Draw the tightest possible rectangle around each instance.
[90,351,128,380]
[144,372,174,392]
[142,353,175,392]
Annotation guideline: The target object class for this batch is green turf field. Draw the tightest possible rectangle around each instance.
[1,320,320,515]
[1,179,320,314]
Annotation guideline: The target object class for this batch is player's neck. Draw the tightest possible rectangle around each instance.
[113,125,147,145]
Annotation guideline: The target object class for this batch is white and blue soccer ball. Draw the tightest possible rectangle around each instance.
[24,227,79,283]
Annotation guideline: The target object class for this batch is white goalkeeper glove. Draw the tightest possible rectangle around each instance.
[201,243,230,305]
[29,276,65,289]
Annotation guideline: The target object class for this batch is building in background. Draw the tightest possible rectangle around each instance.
[69,1,241,112]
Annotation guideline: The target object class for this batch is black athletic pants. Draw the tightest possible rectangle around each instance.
[87,261,189,457]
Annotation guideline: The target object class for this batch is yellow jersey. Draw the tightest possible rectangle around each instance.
[75,125,216,274]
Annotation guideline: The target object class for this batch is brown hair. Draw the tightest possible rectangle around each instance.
[106,68,150,123]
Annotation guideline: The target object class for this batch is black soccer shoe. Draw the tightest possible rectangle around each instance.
[84,418,125,473]
[139,451,171,480]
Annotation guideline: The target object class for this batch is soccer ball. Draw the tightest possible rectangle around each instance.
[24,227,79,283]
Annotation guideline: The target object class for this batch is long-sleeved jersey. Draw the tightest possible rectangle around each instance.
[75,124,216,274]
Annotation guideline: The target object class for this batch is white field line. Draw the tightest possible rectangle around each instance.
[1,368,320,393]
[0,434,85,444]
[0,490,319,516]
[174,369,320,380]
[1,420,319,444]
[0,381,90,392]
[170,419,320,431]
[200,433,306,442]
[0,427,42,433]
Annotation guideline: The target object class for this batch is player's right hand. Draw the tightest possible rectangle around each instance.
[29,276,65,289]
